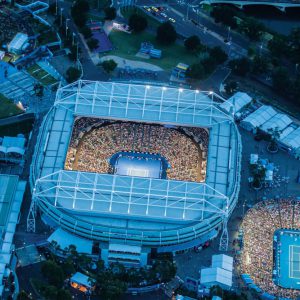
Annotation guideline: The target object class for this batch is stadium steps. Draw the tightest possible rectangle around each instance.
[277,201,283,228]
[292,201,295,228]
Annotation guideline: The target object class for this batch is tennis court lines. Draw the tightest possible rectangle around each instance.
[289,245,300,279]
[127,168,149,177]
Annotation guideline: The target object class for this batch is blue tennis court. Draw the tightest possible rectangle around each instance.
[273,229,300,289]
[110,151,169,179]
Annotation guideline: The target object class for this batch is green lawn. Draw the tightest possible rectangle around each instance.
[27,64,58,86]
[108,30,200,71]
[0,118,34,137]
[0,94,23,119]
[120,6,161,29]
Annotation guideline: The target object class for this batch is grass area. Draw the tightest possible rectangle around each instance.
[27,64,58,86]
[0,118,34,137]
[108,30,199,71]
[120,6,161,29]
[38,30,58,45]
[0,94,23,119]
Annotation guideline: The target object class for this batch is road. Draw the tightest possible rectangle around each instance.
[55,0,109,81]
[135,0,264,57]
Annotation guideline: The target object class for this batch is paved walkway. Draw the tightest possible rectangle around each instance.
[99,55,163,71]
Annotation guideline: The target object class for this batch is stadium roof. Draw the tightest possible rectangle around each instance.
[55,81,231,127]
[31,81,242,246]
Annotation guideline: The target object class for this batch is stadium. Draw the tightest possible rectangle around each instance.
[28,81,242,263]
[240,199,300,299]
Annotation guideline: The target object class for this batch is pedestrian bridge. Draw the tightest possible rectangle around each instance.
[200,0,300,11]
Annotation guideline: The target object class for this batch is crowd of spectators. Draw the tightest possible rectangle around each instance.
[65,117,209,182]
[240,199,300,299]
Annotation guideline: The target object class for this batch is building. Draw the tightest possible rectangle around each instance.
[29,81,242,266]
[7,33,28,55]
[0,135,26,165]
[70,272,95,293]
[0,175,26,298]
[199,254,233,291]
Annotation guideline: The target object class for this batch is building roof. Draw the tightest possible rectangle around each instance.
[0,136,26,155]
[8,33,28,51]
[0,175,26,295]
[47,228,93,254]
[220,92,252,114]
[200,267,232,287]
[242,105,277,129]
[212,254,233,272]
[71,272,93,288]
[280,127,300,150]
[260,113,292,133]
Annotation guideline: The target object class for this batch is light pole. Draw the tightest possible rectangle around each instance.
[55,0,58,15]
[296,63,299,74]
[227,26,231,41]
[60,8,64,27]
[65,18,70,37]
[72,32,76,46]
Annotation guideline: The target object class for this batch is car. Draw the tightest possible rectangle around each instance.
[169,18,175,23]
[161,12,167,18]
[151,6,159,12]
[146,7,151,12]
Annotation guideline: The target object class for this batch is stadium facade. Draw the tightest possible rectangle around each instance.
[28,81,242,265]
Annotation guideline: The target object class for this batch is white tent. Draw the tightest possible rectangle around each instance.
[220,92,252,114]
[200,267,232,289]
[70,272,93,288]
[212,254,233,272]
[260,113,292,133]
[250,154,258,165]
[47,228,93,254]
[280,125,297,140]
[241,105,277,132]
[280,127,300,151]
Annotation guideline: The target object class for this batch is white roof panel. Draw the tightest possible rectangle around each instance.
[260,113,292,133]
[220,92,251,114]
[280,127,300,150]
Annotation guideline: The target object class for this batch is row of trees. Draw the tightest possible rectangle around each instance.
[210,6,265,41]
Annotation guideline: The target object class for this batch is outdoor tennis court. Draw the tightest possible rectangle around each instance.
[274,229,300,289]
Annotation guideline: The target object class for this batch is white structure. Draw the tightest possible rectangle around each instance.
[200,267,232,290]
[47,228,93,254]
[241,105,276,132]
[0,175,26,298]
[7,33,28,54]
[28,81,242,262]
[279,127,300,152]
[70,272,95,293]
[0,136,26,164]
[101,243,148,267]
[220,92,251,115]
[212,254,233,272]
[260,113,292,133]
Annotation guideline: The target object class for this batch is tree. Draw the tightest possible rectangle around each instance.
[68,44,81,61]
[186,62,205,80]
[87,38,99,50]
[48,3,56,15]
[251,55,269,75]
[41,261,64,287]
[101,59,117,73]
[43,285,58,300]
[184,35,201,52]
[71,0,89,27]
[271,67,291,95]
[17,291,31,300]
[156,22,177,45]
[202,56,217,74]
[104,7,116,20]
[289,28,300,64]
[66,67,81,83]
[239,17,265,41]
[210,6,237,28]
[209,46,228,64]
[268,36,287,59]
[224,81,238,95]
[80,26,92,39]
[129,14,148,33]
[57,289,72,300]
[228,57,251,76]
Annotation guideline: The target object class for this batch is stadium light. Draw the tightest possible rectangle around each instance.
[179,88,183,92]
[146,85,150,89]
[195,90,200,94]
[209,91,213,95]
[162,87,167,91]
